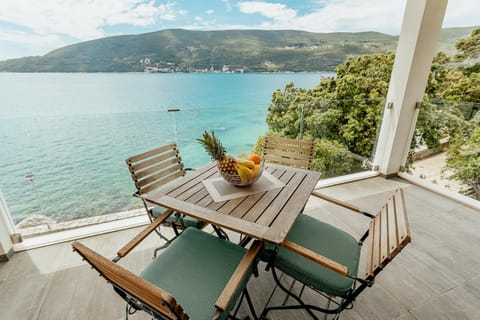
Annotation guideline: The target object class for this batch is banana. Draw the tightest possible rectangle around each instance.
[251,164,261,178]
[234,162,253,184]
[236,159,255,169]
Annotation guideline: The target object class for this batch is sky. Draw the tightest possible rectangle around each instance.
[0,0,478,61]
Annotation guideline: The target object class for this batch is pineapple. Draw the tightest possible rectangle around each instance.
[197,131,236,174]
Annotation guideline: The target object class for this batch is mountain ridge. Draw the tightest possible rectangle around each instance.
[0,27,476,72]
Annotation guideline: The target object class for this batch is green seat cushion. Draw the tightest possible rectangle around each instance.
[151,205,206,229]
[267,214,361,298]
[140,228,252,320]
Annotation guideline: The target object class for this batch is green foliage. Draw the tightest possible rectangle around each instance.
[472,111,480,125]
[416,100,469,149]
[252,136,264,156]
[266,53,394,158]
[425,52,454,97]
[445,126,480,199]
[263,27,480,189]
[454,27,480,75]
[442,73,480,109]
[455,28,480,61]
[415,48,475,156]
[435,28,480,198]
[196,130,226,161]
[311,139,355,177]
[415,29,480,196]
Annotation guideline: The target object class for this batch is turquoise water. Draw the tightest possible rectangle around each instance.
[0,72,330,223]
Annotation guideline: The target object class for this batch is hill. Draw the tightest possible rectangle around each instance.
[0,27,476,73]
[435,26,478,54]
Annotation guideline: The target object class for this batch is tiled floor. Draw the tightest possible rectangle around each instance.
[1,177,479,320]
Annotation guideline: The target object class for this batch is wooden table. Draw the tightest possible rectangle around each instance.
[142,162,321,245]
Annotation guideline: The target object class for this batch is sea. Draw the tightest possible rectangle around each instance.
[0,72,333,223]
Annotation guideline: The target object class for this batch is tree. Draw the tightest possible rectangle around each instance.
[445,126,480,199]
[454,27,480,75]
[266,51,474,155]
[266,53,394,158]
[415,99,468,149]
[438,28,480,198]
[417,52,470,149]
[441,72,480,120]
[311,139,355,177]
[262,29,479,190]
[439,27,480,119]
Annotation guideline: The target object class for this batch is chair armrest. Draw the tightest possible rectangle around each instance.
[282,239,349,276]
[311,190,375,218]
[214,240,262,316]
[116,209,174,259]
[72,241,182,320]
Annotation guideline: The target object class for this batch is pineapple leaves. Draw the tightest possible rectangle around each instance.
[196,130,227,161]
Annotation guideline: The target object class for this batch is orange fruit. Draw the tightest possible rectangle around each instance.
[247,154,261,165]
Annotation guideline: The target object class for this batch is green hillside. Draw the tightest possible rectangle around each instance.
[436,26,478,54]
[0,27,476,72]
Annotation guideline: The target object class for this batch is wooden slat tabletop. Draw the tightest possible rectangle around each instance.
[142,162,321,244]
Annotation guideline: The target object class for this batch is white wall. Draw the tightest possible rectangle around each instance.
[0,192,15,260]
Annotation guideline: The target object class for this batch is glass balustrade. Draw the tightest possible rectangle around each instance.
[6,94,477,238]
[407,98,479,201]
[0,104,270,236]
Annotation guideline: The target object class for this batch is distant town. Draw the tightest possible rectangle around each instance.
[141,58,245,73]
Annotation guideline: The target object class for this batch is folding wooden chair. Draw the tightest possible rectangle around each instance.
[126,144,227,253]
[262,136,315,170]
[73,210,262,320]
[261,189,411,319]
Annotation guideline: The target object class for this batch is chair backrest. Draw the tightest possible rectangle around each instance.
[72,241,188,320]
[262,136,315,170]
[126,144,185,195]
[364,188,411,279]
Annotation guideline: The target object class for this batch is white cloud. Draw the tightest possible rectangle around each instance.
[237,0,404,34]
[0,30,65,60]
[299,0,405,34]
[0,30,62,47]
[237,0,478,35]
[206,9,215,15]
[238,2,297,22]
[0,0,179,41]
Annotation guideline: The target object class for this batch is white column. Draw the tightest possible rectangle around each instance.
[0,192,17,261]
[373,0,448,176]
